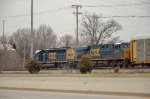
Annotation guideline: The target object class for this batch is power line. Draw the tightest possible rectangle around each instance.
[1,2,150,20]
[113,0,150,11]
[83,4,149,19]
[0,7,70,19]
[119,0,149,11]
[63,0,75,4]
[36,0,63,9]
[58,28,75,34]
[34,1,60,8]
[1,8,150,19]
[0,14,30,19]
[83,1,150,17]
[84,2,150,7]
[101,15,150,18]
[54,23,75,28]
[39,0,65,7]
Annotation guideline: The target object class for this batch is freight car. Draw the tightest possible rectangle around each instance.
[124,37,150,67]
[35,37,150,69]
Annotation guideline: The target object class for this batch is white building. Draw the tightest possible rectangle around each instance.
[0,44,15,51]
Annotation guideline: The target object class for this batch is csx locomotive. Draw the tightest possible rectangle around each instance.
[35,37,150,69]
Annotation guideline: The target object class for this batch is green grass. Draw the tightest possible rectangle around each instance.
[0,73,150,78]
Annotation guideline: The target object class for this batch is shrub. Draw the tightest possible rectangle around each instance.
[25,60,41,74]
[78,55,93,74]
[114,67,119,73]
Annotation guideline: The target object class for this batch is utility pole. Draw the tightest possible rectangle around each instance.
[2,20,6,53]
[3,20,5,44]
[30,0,34,59]
[2,20,7,54]
[23,40,26,68]
[72,5,82,47]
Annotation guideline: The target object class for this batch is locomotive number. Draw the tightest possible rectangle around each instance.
[90,48,100,56]
[66,49,75,60]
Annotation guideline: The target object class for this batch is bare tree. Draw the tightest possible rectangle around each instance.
[8,24,57,58]
[0,35,7,44]
[59,34,74,47]
[0,35,8,54]
[0,24,58,71]
[81,13,122,45]
[35,24,57,50]
[0,32,27,71]
[9,28,30,58]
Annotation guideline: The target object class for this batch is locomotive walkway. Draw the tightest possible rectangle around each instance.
[0,77,150,97]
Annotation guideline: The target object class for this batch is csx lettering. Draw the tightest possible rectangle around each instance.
[90,49,100,56]
[49,53,56,59]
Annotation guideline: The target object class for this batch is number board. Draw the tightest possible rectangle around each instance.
[66,49,75,60]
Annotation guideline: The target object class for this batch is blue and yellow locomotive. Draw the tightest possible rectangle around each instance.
[35,37,150,69]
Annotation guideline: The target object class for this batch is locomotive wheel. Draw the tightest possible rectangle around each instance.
[120,63,123,68]
[110,60,117,68]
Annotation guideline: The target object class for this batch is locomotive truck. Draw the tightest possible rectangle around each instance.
[35,37,150,69]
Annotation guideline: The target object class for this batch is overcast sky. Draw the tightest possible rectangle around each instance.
[0,0,150,42]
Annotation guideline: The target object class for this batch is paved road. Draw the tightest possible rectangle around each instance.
[0,77,150,94]
[0,89,149,99]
